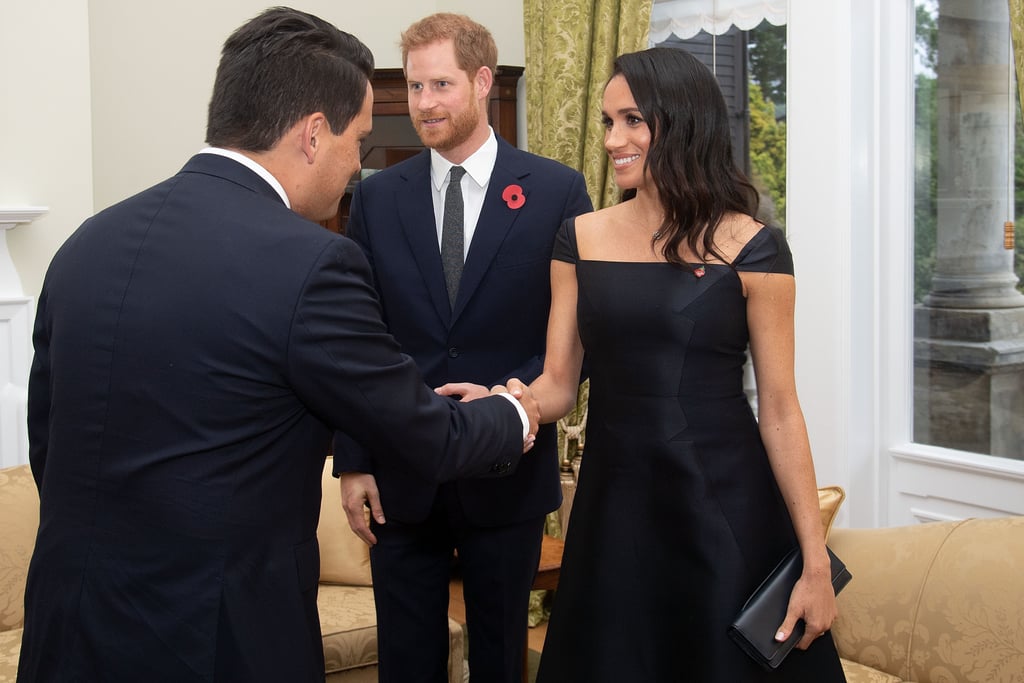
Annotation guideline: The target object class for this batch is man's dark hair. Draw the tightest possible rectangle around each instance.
[206,6,374,151]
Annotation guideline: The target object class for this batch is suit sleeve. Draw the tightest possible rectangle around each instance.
[27,286,51,490]
[330,183,375,476]
[290,237,524,484]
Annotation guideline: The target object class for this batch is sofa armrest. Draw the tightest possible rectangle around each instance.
[828,520,961,680]
[904,516,1024,683]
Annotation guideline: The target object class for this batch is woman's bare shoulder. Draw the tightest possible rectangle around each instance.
[716,213,766,261]
[574,203,627,231]
[573,204,634,257]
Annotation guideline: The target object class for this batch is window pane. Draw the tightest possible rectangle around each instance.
[913,0,1024,460]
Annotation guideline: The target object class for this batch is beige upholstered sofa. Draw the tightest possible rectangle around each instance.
[0,465,35,682]
[830,516,1024,682]
[0,462,465,683]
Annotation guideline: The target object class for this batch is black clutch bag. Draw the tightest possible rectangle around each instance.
[727,546,852,670]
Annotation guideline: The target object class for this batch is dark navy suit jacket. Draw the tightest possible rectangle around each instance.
[333,137,593,526]
[19,153,525,683]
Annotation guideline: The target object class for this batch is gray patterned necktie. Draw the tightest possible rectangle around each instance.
[441,166,466,309]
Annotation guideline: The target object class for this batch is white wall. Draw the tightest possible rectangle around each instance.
[0,0,94,466]
[1,0,95,305]
[5,0,524,302]
[87,0,526,238]
[786,0,863,525]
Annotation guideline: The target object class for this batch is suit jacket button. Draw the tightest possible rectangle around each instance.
[448,347,459,358]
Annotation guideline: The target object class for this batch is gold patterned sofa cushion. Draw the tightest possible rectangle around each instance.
[318,458,373,586]
[319,585,379,676]
[0,465,39,682]
[830,516,1024,683]
[818,485,845,539]
[840,657,904,683]
[0,465,37,635]
[0,628,22,683]
[906,516,1024,682]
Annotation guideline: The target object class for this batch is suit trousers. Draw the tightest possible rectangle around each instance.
[369,482,546,683]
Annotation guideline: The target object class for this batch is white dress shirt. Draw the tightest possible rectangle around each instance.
[429,129,498,259]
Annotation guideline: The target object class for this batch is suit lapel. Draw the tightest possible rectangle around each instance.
[455,141,528,321]
[395,154,452,324]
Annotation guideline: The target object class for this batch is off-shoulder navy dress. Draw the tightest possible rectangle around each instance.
[535,219,846,682]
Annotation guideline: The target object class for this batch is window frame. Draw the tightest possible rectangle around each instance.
[787,0,1024,528]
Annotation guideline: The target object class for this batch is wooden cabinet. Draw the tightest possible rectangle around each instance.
[320,66,524,234]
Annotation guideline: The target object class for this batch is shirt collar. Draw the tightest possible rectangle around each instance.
[199,147,291,208]
[429,128,498,191]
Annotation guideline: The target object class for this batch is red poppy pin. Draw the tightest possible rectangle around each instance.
[502,184,526,210]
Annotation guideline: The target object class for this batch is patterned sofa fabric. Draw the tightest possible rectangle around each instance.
[0,629,22,683]
[0,465,38,681]
[319,585,380,678]
[0,465,37,634]
[830,516,1024,683]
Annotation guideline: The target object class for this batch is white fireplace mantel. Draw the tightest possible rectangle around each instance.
[0,206,46,467]
[0,206,47,296]
[0,206,49,231]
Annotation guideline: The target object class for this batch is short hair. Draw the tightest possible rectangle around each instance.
[400,13,497,76]
[206,6,374,152]
[611,48,758,268]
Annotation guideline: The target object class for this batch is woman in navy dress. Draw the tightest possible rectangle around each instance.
[526,48,847,681]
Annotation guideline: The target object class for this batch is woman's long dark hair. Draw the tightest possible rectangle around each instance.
[612,48,759,268]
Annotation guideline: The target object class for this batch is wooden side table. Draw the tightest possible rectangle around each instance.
[524,535,565,682]
[533,535,564,591]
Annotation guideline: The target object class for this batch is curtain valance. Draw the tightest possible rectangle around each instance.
[650,0,786,43]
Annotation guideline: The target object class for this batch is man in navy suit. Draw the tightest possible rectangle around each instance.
[18,8,539,683]
[333,13,592,683]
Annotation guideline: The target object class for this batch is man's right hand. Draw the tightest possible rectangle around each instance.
[339,472,385,545]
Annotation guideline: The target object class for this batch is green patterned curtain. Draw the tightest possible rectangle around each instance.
[522,0,651,630]
[524,0,653,210]
[1012,0,1024,116]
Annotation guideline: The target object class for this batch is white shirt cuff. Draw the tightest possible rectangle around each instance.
[496,393,530,440]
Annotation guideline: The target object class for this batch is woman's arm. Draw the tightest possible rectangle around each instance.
[529,259,586,423]
[742,269,837,648]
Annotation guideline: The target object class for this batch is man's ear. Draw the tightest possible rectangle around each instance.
[301,113,328,164]
[474,66,494,102]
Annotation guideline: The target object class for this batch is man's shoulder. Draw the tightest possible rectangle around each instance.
[498,142,584,182]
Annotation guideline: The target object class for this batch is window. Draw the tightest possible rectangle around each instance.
[913,0,1024,460]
